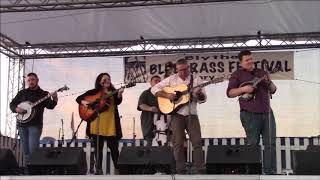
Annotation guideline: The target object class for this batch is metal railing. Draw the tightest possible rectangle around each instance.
[1,136,319,174]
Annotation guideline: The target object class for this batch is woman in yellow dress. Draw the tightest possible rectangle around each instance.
[76,73,124,175]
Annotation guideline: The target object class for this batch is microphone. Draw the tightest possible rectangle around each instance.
[61,118,64,125]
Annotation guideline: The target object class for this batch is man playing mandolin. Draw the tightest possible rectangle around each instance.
[10,72,58,170]
[226,50,277,175]
[151,59,207,174]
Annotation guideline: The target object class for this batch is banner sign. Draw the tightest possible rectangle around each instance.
[124,52,294,83]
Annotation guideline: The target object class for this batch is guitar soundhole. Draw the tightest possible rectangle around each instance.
[174,91,182,101]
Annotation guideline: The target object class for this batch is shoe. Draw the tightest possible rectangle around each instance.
[114,168,119,175]
[191,167,206,174]
[89,168,95,174]
[95,169,103,175]
[23,167,30,175]
[176,169,186,174]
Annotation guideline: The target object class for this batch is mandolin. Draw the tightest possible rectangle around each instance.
[238,67,279,101]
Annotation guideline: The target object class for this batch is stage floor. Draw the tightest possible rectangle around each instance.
[1,175,320,180]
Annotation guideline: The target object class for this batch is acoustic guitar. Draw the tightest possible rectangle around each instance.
[157,77,224,114]
[78,82,135,122]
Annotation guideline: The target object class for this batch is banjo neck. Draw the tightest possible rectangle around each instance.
[30,85,69,107]
[31,92,55,108]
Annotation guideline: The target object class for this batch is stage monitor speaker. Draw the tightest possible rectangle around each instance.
[118,146,175,174]
[292,150,320,175]
[28,147,87,175]
[306,145,320,152]
[0,148,18,175]
[206,145,262,174]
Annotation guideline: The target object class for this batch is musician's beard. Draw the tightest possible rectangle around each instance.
[29,84,38,90]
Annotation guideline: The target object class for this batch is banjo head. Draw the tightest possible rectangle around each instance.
[16,101,34,123]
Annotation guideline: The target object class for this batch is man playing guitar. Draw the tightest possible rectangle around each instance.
[151,59,207,174]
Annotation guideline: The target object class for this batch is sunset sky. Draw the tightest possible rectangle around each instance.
[1,49,319,140]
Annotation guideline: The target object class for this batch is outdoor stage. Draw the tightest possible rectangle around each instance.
[1,175,320,180]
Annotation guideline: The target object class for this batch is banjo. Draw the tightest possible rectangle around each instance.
[16,85,69,124]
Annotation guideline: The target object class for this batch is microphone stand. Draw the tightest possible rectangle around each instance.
[58,128,61,146]
[61,119,65,146]
[266,82,275,175]
[70,119,83,144]
[89,102,102,175]
[186,73,194,174]
[133,117,136,146]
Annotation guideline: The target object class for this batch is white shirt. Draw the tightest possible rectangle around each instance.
[151,73,207,116]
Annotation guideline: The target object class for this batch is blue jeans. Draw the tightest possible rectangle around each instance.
[240,110,277,175]
[19,126,42,163]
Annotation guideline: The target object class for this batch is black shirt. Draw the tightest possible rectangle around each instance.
[10,87,57,127]
[137,88,158,138]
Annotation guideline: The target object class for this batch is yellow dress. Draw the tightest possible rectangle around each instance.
[90,95,116,136]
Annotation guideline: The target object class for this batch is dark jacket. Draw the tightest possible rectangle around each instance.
[10,87,57,127]
[76,88,123,140]
[137,88,157,138]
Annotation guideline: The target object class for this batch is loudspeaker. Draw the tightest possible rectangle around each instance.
[306,145,320,151]
[118,146,175,174]
[292,149,320,175]
[0,148,18,175]
[206,145,262,174]
[28,147,87,175]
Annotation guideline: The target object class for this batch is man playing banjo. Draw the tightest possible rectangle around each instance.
[10,72,58,169]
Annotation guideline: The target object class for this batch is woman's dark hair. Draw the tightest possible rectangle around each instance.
[94,73,115,90]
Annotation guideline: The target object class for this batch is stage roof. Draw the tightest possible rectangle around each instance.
[1,0,320,44]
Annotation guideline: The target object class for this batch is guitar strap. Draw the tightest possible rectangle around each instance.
[188,73,194,101]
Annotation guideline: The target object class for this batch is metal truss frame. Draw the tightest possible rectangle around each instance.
[1,0,319,138]
[0,0,248,13]
[0,33,22,58]
[3,57,25,137]
[15,32,320,59]
[1,31,320,136]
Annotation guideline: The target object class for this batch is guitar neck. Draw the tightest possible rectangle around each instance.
[100,86,126,100]
[181,78,222,94]
[103,90,118,99]
[194,80,214,89]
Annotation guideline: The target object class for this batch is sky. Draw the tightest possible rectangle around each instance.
[1,49,320,140]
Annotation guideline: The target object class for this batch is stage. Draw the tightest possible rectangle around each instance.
[1,175,320,180]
